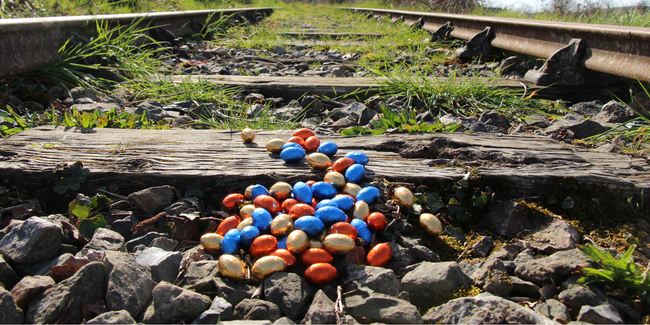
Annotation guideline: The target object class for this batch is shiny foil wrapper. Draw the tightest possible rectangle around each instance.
[343,183,362,197]
[269,182,293,201]
[394,187,415,208]
[241,128,256,143]
[266,139,286,154]
[352,201,370,221]
[420,213,443,236]
[304,263,338,285]
[200,233,223,254]
[250,234,278,258]
[286,229,309,254]
[239,204,255,219]
[307,153,332,170]
[222,193,245,211]
[322,233,355,255]
[270,214,294,237]
[367,212,387,233]
[324,171,346,188]
[367,242,392,267]
[251,255,286,281]
[330,222,358,240]
[254,195,281,215]
[216,216,241,236]
[236,217,254,231]
[218,254,246,281]
[300,248,334,266]
[269,249,296,268]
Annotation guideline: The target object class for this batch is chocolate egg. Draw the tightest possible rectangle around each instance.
[218,254,246,281]
[343,183,362,197]
[420,213,443,236]
[221,229,241,255]
[254,195,281,215]
[281,146,306,163]
[350,218,372,246]
[216,216,241,236]
[282,142,303,151]
[240,225,261,245]
[289,203,315,220]
[307,153,332,170]
[241,128,255,143]
[250,235,278,257]
[269,182,293,201]
[239,204,255,219]
[281,198,298,214]
[322,233,356,255]
[222,193,245,211]
[286,230,309,254]
[318,141,338,157]
[245,185,254,200]
[304,136,320,153]
[251,255,286,281]
[344,164,365,184]
[356,186,380,205]
[332,157,355,173]
[315,206,347,225]
[200,233,223,254]
[394,187,415,208]
[311,181,337,199]
[344,151,369,165]
[330,222,358,240]
[266,138,286,154]
[352,200,370,221]
[305,180,316,187]
[277,235,288,250]
[367,242,392,267]
[236,217,254,231]
[270,214,294,237]
[292,182,313,204]
[315,199,338,210]
[250,184,270,200]
[324,171,345,188]
[269,249,296,268]
[304,263,338,285]
[252,207,273,232]
[367,212,387,233]
[331,194,354,211]
[294,216,325,237]
[309,239,323,248]
[300,248,334,266]
[294,128,315,139]
[287,136,306,148]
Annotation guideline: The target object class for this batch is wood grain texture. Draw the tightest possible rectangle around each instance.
[1,126,649,200]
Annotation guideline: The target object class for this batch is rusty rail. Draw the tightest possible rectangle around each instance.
[0,8,274,79]
[345,7,650,84]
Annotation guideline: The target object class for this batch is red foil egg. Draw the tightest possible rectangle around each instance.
[281,198,299,214]
[367,242,392,267]
[304,136,320,152]
[367,212,387,233]
[332,158,355,174]
[269,249,296,268]
[311,198,319,209]
[216,216,241,236]
[305,180,316,187]
[254,195,281,215]
[293,128,315,139]
[249,235,278,258]
[287,136,306,148]
[304,263,338,285]
[300,248,334,266]
[289,203,315,220]
[329,222,358,240]
[222,193,245,211]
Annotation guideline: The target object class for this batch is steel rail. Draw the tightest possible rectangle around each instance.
[0,7,274,79]
[344,7,650,83]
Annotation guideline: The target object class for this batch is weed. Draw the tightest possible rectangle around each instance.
[53,161,90,195]
[68,193,112,238]
[341,104,461,136]
[108,141,131,154]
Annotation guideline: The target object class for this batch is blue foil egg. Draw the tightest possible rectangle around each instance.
[318,142,338,157]
[292,182,313,204]
[315,206,347,224]
[252,207,273,232]
[356,186,380,205]
[222,229,242,254]
[344,151,369,165]
[294,216,325,237]
[345,164,365,183]
[282,142,303,151]
[240,225,261,246]
[250,184,270,200]
[350,218,372,246]
[316,199,338,210]
[311,181,338,199]
[277,235,288,249]
[281,146,306,163]
[331,195,354,211]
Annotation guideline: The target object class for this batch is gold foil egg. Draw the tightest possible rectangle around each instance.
[239,204,255,219]
[324,172,346,188]
[309,239,323,249]
[307,153,332,170]
[343,183,362,197]
[251,255,286,281]
[200,233,224,254]
[236,217,254,231]
[420,213,443,236]
[266,138,286,154]
[352,200,370,221]
[245,185,254,200]
[322,233,356,255]
[270,214,294,237]
[218,254,246,281]
[241,128,256,143]
[286,230,309,255]
[269,182,293,201]
[394,187,415,208]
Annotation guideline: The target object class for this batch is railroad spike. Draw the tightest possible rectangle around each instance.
[409,17,424,30]
[524,38,586,86]
[429,21,453,42]
[453,26,494,61]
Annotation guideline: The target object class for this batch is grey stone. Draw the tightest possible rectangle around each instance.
[263,272,311,319]
[577,304,623,324]
[401,261,473,311]
[569,100,603,116]
[109,215,138,242]
[397,233,440,262]
[70,87,99,102]
[246,103,266,118]
[74,102,120,113]
[387,242,416,270]
[47,86,65,100]
[85,227,126,252]
[479,110,511,130]
[0,286,24,324]
[126,232,167,252]
[13,253,73,277]
[233,299,282,322]
[490,242,524,261]
[515,248,596,286]
[544,114,609,139]
[163,201,194,217]
[509,276,540,299]
[26,262,105,324]
[176,260,219,292]
[220,321,271,325]
[344,289,423,323]
[245,93,265,104]
[142,281,211,323]
[134,246,182,283]
[471,236,494,258]
[86,310,137,324]
[9,275,55,310]
[272,316,295,325]
[300,96,322,115]
[135,101,165,122]
[0,255,20,290]
[301,290,336,324]
[345,265,401,296]
[215,277,257,307]
[593,100,636,123]
[273,46,286,55]
[422,292,548,324]
[103,251,155,318]
[534,298,572,323]
[0,216,63,264]
[513,248,535,264]
[471,259,513,297]
[128,186,174,215]
[192,296,233,324]
[558,284,607,312]
[149,237,178,251]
